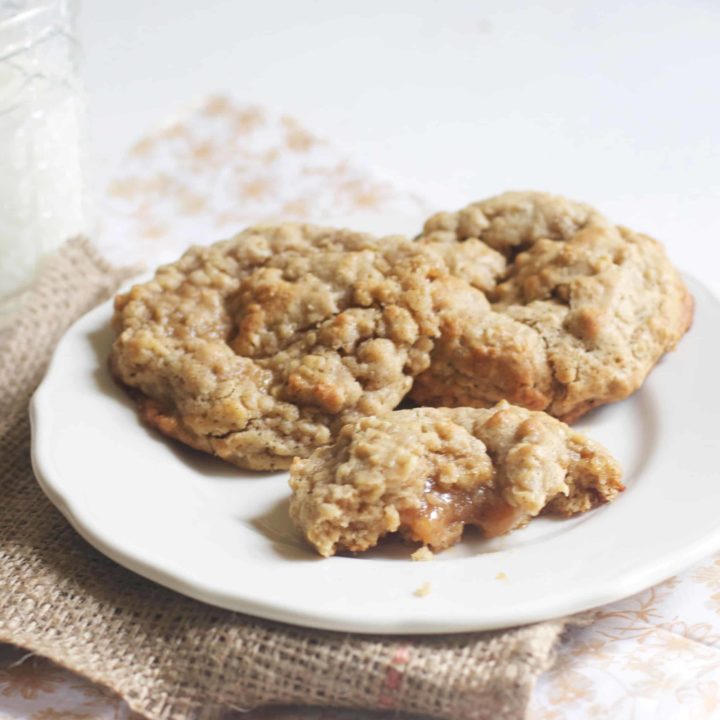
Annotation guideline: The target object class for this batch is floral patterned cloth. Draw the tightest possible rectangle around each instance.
[2,96,718,720]
[96,95,427,268]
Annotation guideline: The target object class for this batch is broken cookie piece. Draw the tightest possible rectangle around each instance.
[289,401,623,557]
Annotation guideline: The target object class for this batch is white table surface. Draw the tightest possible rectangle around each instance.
[3,2,720,719]
[79,0,720,295]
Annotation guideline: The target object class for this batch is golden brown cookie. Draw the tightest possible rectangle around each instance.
[289,401,624,557]
[412,191,694,421]
[110,224,490,470]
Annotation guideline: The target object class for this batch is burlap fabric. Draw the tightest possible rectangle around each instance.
[0,238,574,720]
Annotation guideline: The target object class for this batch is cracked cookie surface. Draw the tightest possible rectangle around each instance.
[289,401,624,557]
[109,224,490,469]
[412,191,694,421]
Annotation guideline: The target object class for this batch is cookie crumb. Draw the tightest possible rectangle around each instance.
[411,546,435,561]
[495,571,508,581]
[413,582,432,598]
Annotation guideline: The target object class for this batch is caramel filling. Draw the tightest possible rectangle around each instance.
[400,483,526,551]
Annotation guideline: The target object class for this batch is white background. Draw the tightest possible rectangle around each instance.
[79,0,720,295]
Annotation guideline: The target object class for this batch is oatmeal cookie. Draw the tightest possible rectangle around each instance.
[110,224,490,470]
[289,401,624,557]
[412,191,694,421]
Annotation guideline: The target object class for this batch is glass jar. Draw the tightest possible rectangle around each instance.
[0,0,88,301]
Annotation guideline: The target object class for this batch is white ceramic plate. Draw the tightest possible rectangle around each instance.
[30,272,720,635]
